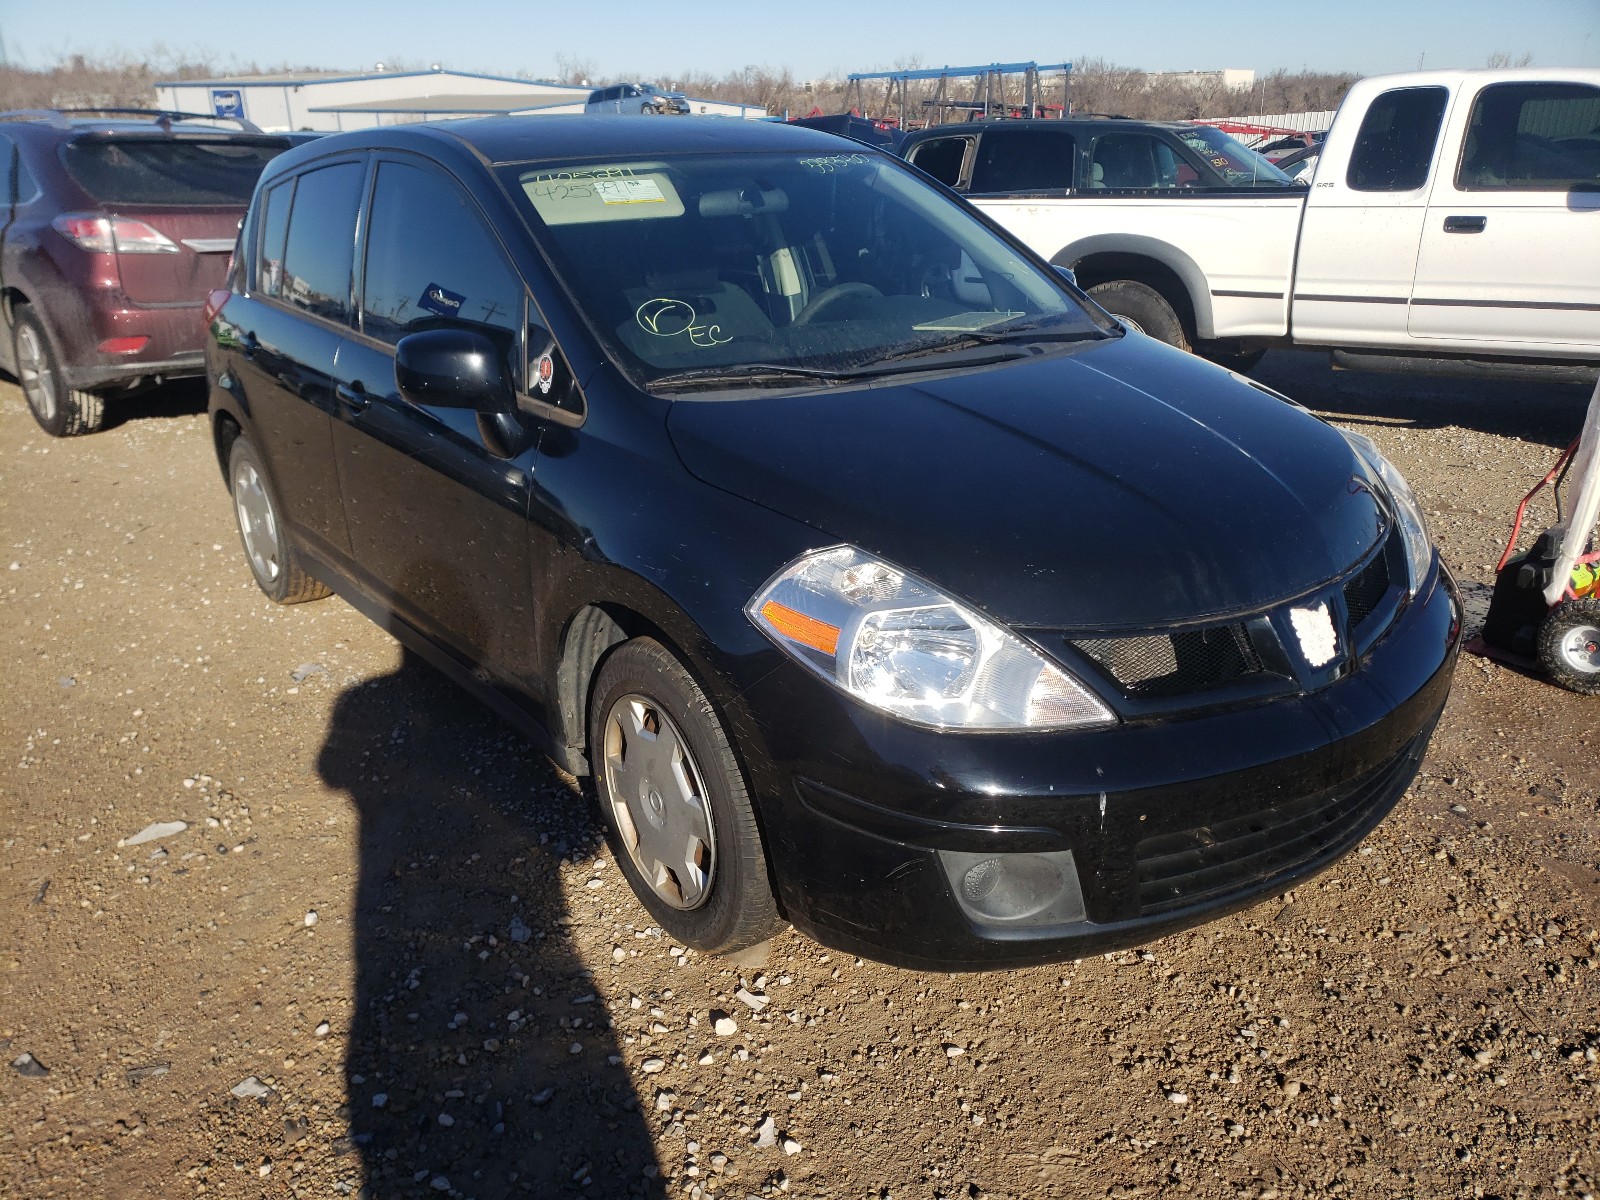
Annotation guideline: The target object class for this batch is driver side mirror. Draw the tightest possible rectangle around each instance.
[394,328,514,413]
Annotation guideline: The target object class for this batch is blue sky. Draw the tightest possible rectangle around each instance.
[2,0,1596,81]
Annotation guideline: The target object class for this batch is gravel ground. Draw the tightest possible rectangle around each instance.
[2,354,1597,1200]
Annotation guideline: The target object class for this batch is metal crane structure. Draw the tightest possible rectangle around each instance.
[842,62,1074,129]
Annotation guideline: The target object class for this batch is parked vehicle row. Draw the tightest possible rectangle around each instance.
[901,69,1600,382]
[199,115,1458,969]
[0,109,307,435]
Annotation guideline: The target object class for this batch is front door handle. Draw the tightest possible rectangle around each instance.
[239,331,259,359]
[1443,215,1487,233]
[335,381,370,412]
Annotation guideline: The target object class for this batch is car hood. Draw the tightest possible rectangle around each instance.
[665,337,1386,631]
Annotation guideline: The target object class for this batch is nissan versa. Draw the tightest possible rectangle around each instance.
[204,118,1460,970]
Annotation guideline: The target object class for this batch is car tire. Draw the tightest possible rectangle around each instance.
[227,437,331,604]
[1537,597,1600,695]
[589,637,784,953]
[13,305,106,437]
[1086,280,1191,353]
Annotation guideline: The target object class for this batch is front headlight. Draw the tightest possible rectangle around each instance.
[746,546,1115,731]
[1343,431,1434,593]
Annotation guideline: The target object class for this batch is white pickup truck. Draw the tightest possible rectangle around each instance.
[899,69,1600,380]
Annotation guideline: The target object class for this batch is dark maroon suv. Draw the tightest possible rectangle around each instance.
[0,109,301,435]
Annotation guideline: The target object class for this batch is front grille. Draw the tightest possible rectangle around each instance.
[1343,546,1393,629]
[1133,737,1422,916]
[1074,624,1264,699]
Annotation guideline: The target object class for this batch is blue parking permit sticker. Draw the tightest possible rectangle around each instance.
[418,283,465,318]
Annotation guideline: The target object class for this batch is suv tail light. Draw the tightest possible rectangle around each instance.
[51,214,179,254]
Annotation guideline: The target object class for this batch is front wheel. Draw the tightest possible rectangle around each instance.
[589,638,783,953]
[1085,280,1191,352]
[13,305,106,437]
[1538,597,1600,695]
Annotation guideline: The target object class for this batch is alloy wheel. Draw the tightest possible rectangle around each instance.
[16,323,57,425]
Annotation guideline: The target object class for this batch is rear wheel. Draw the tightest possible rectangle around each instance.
[13,305,105,437]
[1085,280,1191,352]
[589,638,783,953]
[1538,597,1600,695]
[227,437,331,604]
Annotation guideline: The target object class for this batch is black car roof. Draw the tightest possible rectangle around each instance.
[267,114,854,173]
[902,118,1194,141]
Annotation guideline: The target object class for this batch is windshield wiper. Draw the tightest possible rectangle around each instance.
[647,362,863,391]
[859,325,1101,370]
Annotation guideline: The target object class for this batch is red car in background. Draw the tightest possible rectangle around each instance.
[0,109,302,435]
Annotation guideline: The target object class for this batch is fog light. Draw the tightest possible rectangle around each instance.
[938,849,1087,928]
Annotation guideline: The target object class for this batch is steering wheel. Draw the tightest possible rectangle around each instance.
[792,282,883,326]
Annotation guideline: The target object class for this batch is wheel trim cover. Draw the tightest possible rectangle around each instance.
[1558,622,1600,674]
[1114,312,1148,335]
[603,694,718,911]
[232,459,282,584]
[16,324,57,423]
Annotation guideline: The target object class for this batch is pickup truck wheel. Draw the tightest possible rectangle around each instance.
[1085,281,1191,352]
[14,305,106,437]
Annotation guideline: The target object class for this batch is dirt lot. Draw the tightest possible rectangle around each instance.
[2,354,1597,1200]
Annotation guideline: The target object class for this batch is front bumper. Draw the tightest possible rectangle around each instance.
[736,565,1460,970]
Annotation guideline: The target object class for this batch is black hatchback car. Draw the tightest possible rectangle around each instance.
[206,117,1459,970]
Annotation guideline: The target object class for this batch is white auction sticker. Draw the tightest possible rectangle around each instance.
[595,178,667,205]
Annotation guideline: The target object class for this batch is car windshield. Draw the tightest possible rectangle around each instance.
[502,150,1111,390]
[63,137,289,205]
[1174,127,1296,186]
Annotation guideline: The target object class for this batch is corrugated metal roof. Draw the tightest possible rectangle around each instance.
[310,92,577,114]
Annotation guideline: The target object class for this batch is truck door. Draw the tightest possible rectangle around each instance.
[1408,79,1600,351]
[1292,84,1450,348]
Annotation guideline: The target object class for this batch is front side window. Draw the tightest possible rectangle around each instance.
[1347,86,1448,192]
[502,150,1111,391]
[906,137,969,187]
[279,161,364,324]
[969,129,1076,193]
[1457,82,1600,190]
[360,159,524,346]
[1089,133,1190,189]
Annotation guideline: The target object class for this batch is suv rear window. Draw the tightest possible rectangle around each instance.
[62,138,287,206]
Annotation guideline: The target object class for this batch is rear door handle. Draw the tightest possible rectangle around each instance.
[335,381,370,413]
[1443,215,1487,233]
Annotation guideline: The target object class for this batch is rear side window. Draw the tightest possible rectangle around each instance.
[1457,82,1600,190]
[255,180,292,298]
[908,137,969,188]
[359,160,524,347]
[969,129,1076,192]
[279,162,364,324]
[1347,87,1448,192]
[61,138,287,205]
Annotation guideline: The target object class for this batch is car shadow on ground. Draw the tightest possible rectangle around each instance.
[0,372,208,431]
[316,650,664,1199]
[1252,350,1594,448]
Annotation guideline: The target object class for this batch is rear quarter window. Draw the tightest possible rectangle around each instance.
[908,137,970,188]
[62,138,289,205]
[1346,87,1449,192]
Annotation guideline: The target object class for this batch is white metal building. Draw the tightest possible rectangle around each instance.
[154,68,765,131]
